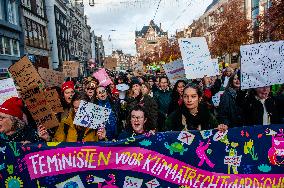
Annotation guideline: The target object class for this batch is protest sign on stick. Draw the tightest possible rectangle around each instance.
[8,56,45,90]
[162,59,186,85]
[240,40,284,89]
[63,61,79,77]
[0,78,19,105]
[179,37,217,79]
[45,89,64,113]
[92,68,112,87]
[74,100,112,129]
[38,67,65,88]
[21,86,58,129]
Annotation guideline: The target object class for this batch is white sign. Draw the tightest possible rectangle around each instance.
[73,100,112,129]
[241,40,284,89]
[179,37,218,79]
[162,59,186,85]
[212,91,224,107]
[0,78,18,105]
[224,155,242,166]
[133,61,143,71]
[123,176,143,188]
[177,131,195,146]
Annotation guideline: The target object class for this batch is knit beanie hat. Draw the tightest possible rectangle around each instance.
[0,97,24,120]
[130,77,141,88]
[61,81,75,92]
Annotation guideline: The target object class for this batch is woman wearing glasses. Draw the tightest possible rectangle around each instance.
[94,86,119,140]
[165,83,228,132]
[118,105,153,140]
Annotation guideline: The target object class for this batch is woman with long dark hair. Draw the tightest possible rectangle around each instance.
[166,83,228,132]
[168,80,187,114]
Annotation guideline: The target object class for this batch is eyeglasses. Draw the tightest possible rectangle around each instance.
[98,90,106,95]
[131,115,144,120]
[87,88,95,90]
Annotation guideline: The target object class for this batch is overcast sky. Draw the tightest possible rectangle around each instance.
[84,0,213,56]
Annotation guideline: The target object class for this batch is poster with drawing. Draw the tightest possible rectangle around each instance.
[179,37,218,79]
[38,67,65,88]
[8,56,45,90]
[240,40,284,89]
[0,78,19,105]
[92,68,112,87]
[63,61,80,77]
[73,100,112,129]
[162,59,186,85]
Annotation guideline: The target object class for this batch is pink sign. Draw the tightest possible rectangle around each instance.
[92,68,112,87]
[24,146,283,187]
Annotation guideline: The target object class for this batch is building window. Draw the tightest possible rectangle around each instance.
[0,37,19,57]
[36,0,44,17]
[33,22,39,47]
[7,0,18,25]
[0,1,3,20]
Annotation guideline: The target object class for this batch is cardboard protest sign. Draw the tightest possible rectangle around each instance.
[240,40,284,89]
[8,56,45,90]
[73,100,112,129]
[1,124,283,187]
[45,89,64,113]
[21,86,58,129]
[92,68,112,87]
[0,78,19,105]
[63,61,80,77]
[38,67,65,88]
[162,59,186,85]
[179,37,218,79]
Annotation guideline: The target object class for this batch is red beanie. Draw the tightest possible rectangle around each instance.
[61,81,74,92]
[0,97,24,120]
[112,87,119,95]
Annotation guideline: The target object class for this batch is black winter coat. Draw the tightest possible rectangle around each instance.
[218,87,244,127]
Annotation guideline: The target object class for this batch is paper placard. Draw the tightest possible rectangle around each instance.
[45,89,64,114]
[212,91,224,107]
[133,61,144,71]
[8,56,45,90]
[162,59,186,85]
[92,68,112,87]
[179,37,218,79]
[73,100,112,129]
[38,67,65,88]
[240,40,284,89]
[21,86,58,129]
[63,61,79,78]
[0,78,19,105]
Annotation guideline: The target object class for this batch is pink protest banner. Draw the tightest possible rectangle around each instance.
[92,68,112,87]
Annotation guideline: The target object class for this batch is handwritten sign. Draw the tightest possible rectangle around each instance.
[73,100,112,129]
[162,59,186,85]
[240,40,284,89]
[38,67,65,88]
[0,78,19,105]
[133,61,144,71]
[21,86,58,129]
[63,61,79,78]
[212,91,224,107]
[8,56,45,90]
[179,37,218,79]
[92,68,112,87]
[45,89,64,114]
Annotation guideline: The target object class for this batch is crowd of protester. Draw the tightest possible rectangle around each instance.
[0,66,284,143]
